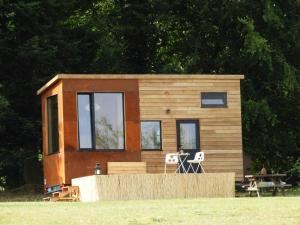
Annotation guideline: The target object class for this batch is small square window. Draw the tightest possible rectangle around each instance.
[201,92,227,108]
[141,121,162,150]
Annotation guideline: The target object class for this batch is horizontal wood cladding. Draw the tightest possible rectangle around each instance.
[107,162,147,175]
[139,79,243,180]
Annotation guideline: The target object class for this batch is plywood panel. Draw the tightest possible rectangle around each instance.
[139,78,243,180]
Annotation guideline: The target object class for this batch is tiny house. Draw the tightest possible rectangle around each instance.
[37,74,244,188]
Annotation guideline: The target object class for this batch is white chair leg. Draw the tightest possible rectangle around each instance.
[200,164,205,173]
[186,164,192,173]
[195,163,200,173]
[164,163,167,174]
[175,164,180,173]
[191,163,196,173]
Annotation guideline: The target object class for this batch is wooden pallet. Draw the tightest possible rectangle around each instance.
[43,186,79,202]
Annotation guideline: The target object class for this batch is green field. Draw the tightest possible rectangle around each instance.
[0,197,300,225]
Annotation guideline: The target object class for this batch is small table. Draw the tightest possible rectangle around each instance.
[245,174,290,197]
[174,152,190,173]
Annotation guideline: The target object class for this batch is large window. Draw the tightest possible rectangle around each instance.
[201,92,227,108]
[47,95,59,154]
[77,93,124,150]
[141,121,162,150]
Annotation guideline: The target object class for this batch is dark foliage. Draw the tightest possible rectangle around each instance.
[0,0,299,188]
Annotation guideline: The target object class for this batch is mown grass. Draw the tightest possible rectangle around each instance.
[0,197,300,225]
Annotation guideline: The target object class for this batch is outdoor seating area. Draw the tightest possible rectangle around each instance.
[244,174,292,197]
[164,151,205,174]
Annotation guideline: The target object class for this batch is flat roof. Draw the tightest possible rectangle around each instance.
[37,74,244,95]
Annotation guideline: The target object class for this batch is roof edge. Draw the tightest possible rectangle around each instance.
[37,74,245,95]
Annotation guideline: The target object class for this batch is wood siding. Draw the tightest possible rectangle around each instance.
[139,79,244,180]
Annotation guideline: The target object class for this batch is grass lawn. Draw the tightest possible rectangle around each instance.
[0,197,300,225]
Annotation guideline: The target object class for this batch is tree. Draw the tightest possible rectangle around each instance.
[0,0,299,188]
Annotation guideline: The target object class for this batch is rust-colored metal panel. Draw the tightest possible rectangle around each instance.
[62,79,141,184]
[65,152,141,181]
[41,81,66,187]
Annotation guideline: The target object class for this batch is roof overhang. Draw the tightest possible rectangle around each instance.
[37,74,245,95]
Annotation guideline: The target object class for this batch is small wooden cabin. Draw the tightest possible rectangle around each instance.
[37,74,244,188]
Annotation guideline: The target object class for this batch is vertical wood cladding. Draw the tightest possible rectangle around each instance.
[139,79,244,180]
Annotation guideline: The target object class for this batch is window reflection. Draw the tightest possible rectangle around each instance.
[141,121,161,150]
[47,95,59,154]
[201,92,227,108]
[179,123,197,150]
[94,93,124,149]
[77,93,124,150]
[78,95,92,149]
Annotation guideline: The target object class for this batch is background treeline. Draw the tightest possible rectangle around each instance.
[0,0,299,189]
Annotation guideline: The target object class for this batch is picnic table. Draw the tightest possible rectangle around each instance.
[245,174,291,197]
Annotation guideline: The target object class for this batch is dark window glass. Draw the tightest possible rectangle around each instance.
[94,93,124,149]
[141,121,161,150]
[201,92,227,108]
[47,95,59,154]
[77,94,92,149]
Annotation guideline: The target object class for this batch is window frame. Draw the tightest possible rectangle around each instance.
[141,120,162,151]
[201,92,228,108]
[77,92,125,151]
[77,93,94,150]
[46,95,59,155]
[176,120,200,151]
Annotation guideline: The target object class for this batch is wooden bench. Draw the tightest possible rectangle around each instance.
[107,162,147,175]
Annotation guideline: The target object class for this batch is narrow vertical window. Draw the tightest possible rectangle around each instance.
[47,95,59,154]
[141,121,162,150]
[77,94,93,149]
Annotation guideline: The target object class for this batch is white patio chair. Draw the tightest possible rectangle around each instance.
[164,153,179,173]
[186,152,205,173]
